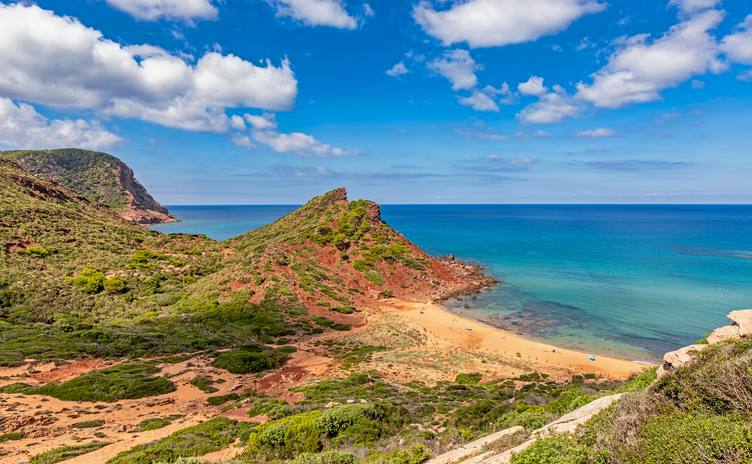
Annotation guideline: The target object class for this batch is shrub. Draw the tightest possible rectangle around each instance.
[0,431,26,443]
[277,346,298,354]
[64,266,106,293]
[138,418,172,431]
[207,393,240,406]
[510,433,593,464]
[247,411,323,459]
[72,419,103,428]
[107,417,250,464]
[28,362,175,402]
[29,442,110,464]
[293,451,356,464]
[103,276,126,294]
[211,348,288,374]
[189,376,218,393]
[27,246,49,258]
[317,403,379,437]
[455,372,483,385]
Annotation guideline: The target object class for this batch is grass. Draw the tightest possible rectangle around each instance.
[211,346,289,374]
[29,442,111,464]
[138,415,184,431]
[72,419,103,428]
[25,362,175,402]
[106,417,253,464]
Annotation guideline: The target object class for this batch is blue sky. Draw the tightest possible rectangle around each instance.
[0,0,750,204]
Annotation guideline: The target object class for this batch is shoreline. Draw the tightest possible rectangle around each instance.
[385,299,650,380]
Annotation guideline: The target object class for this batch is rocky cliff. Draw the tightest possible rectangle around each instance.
[0,148,176,225]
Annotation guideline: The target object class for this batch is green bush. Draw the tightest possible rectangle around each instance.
[30,442,110,464]
[317,403,379,437]
[189,376,218,393]
[211,348,288,374]
[455,372,483,385]
[207,393,240,406]
[103,276,126,294]
[293,451,356,464]
[28,362,175,402]
[107,417,250,464]
[0,431,26,443]
[72,419,104,428]
[510,433,593,464]
[27,246,49,258]
[64,266,106,293]
[247,411,323,459]
[277,346,298,354]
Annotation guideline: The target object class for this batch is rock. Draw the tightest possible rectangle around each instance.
[487,394,624,463]
[425,426,524,464]
[325,402,341,408]
[346,399,355,404]
[359,399,368,404]
[657,344,708,378]
[707,309,752,343]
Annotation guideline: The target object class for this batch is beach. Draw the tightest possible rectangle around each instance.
[385,299,649,380]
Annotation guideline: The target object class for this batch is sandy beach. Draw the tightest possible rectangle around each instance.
[386,300,649,380]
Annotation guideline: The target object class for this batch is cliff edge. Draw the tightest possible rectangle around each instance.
[0,148,176,225]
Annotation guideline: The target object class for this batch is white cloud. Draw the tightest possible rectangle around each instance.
[428,49,481,91]
[265,0,358,29]
[458,91,499,112]
[243,113,361,157]
[105,0,218,23]
[230,115,247,131]
[0,97,124,150]
[231,134,258,151]
[517,90,581,124]
[413,0,606,48]
[363,4,375,17]
[575,10,725,109]
[737,69,752,81]
[691,79,706,88]
[455,128,507,140]
[0,4,297,133]
[720,15,752,65]
[518,76,549,96]
[668,0,720,14]
[386,62,410,77]
[575,128,617,137]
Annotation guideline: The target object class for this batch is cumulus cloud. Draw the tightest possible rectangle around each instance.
[668,0,720,14]
[105,0,218,23]
[518,76,549,96]
[575,10,726,109]
[458,91,499,112]
[0,97,124,150]
[231,134,257,151]
[413,0,606,48]
[738,69,752,81]
[0,3,297,133]
[242,113,361,157]
[363,4,375,17]
[575,128,617,137]
[265,0,358,29]
[517,87,581,124]
[386,62,410,77]
[428,49,481,90]
[720,15,752,65]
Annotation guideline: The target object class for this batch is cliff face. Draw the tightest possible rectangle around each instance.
[0,148,176,225]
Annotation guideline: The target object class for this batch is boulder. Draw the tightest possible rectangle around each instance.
[656,344,708,378]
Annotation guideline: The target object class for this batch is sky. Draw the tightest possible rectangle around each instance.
[0,0,751,204]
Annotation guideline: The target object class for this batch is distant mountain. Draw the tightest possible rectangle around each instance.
[0,148,176,225]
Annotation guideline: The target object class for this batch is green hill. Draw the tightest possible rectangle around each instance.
[0,148,176,224]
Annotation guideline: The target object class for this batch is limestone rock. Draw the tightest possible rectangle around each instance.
[656,344,708,378]
[425,426,524,464]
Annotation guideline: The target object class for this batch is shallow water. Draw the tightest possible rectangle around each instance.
[151,204,752,362]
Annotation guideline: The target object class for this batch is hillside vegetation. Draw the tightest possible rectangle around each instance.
[0,148,176,224]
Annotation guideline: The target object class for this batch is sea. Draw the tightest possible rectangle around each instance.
[150,205,752,363]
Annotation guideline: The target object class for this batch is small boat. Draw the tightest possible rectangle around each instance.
[588,355,596,361]
[466,327,472,331]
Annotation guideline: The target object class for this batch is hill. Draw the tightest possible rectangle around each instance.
[0,148,176,224]
[10,160,745,464]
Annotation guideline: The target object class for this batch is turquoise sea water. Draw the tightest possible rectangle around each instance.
[151,205,752,363]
